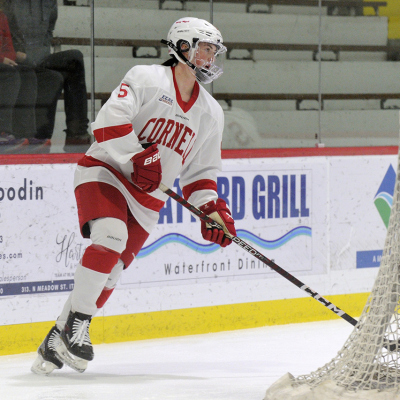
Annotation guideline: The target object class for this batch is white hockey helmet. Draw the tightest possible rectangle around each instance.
[162,17,227,84]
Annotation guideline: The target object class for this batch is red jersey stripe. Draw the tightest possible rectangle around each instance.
[93,124,133,143]
[182,179,217,200]
[78,155,165,212]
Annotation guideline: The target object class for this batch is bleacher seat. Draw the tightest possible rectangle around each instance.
[55,6,387,45]
[51,4,398,149]
[83,57,400,101]
[224,109,400,148]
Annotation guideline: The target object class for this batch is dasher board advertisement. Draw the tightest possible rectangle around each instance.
[0,154,392,299]
[122,158,324,288]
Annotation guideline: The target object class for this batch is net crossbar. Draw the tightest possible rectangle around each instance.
[264,145,400,400]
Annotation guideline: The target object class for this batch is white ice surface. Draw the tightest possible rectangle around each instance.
[0,319,354,400]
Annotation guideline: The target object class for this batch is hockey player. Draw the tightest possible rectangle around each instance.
[31,17,236,375]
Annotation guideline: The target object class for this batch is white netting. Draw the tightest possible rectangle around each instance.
[264,146,400,400]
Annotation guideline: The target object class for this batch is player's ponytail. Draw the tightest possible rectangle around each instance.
[161,55,178,67]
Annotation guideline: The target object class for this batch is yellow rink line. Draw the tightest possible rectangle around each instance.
[0,292,369,356]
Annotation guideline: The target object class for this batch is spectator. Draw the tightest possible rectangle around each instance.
[5,0,91,153]
[0,1,37,153]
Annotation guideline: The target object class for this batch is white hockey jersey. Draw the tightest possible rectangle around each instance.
[74,64,225,233]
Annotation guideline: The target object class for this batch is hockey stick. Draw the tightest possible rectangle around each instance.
[159,183,359,328]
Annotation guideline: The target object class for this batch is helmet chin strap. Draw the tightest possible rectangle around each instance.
[160,39,197,72]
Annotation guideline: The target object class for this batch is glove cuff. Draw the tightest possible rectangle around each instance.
[199,200,217,215]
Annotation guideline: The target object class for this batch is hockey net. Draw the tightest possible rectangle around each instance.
[264,148,400,400]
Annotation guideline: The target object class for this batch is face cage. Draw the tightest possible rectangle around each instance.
[189,40,227,84]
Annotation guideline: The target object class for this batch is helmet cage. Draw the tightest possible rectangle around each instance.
[189,38,227,59]
[189,39,226,84]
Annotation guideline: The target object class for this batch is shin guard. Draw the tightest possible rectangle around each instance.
[96,259,124,309]
[71,245,121,316]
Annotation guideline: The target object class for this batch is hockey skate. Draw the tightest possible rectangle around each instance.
[55,310,94,373]
[31,325,64,375]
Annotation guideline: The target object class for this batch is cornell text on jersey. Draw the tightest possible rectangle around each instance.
[137,118,196,165]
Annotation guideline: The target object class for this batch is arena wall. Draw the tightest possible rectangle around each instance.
[0,146,396,355]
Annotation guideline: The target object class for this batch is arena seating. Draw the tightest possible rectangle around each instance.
[54,6,388,46]
[52,37,400,61]
[157,0,387,16]
[50,4,398,150]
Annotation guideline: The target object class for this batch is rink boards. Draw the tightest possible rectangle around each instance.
[0,147,396,355]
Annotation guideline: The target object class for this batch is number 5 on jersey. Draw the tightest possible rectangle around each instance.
[118,83,129,98]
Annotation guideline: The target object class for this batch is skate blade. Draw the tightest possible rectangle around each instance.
[55,341,88,373]
[31,354,60,375]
